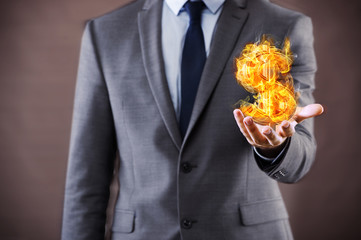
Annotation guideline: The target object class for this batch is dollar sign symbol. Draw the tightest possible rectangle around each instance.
[235,35,297,125]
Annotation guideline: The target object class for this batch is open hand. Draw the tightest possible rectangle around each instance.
[233,104,324,150]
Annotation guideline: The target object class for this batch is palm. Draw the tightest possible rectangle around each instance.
[233,103,324,153]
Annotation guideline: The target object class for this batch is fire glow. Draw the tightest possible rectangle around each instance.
[235,35,297,125]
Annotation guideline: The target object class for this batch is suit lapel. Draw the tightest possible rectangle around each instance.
[138,0,182,150]
[183,0,249,143]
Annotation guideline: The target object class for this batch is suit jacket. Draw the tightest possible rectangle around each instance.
[62,0,317,239]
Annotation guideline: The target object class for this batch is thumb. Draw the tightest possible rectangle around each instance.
[292,103,324,124]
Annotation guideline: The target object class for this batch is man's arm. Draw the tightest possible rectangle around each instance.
[61,20,117,240]
[233,16,323,183]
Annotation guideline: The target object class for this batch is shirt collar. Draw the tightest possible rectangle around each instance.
[165,0,225,15]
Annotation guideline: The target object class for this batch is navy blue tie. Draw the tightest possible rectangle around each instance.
[180,1,206,138]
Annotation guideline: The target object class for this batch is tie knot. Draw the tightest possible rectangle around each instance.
[184,1,204,23]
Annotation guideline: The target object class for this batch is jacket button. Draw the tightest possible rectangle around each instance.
[181,162,193,173]
[181,219,193,229]
[273,168,288,179]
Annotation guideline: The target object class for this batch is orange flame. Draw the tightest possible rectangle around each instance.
[235,35,297,125]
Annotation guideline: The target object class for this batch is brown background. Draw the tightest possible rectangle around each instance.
[0,0,360,239]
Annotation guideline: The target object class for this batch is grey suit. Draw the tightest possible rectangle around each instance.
[62,0,317,239]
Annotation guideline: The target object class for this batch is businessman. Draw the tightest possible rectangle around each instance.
[62,0,323,239]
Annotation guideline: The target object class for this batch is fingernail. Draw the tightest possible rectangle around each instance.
[283,121,290,128]
[263,128,271,135]
[244,118,253,126]
[233,110,240,117]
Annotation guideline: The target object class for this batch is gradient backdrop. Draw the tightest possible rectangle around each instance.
[1,0,360,239]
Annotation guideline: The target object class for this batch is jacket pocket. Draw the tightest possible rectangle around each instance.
[239,198,289,225]
[112,209,135,233]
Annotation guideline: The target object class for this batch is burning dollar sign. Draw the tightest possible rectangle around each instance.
[235,35,297,125]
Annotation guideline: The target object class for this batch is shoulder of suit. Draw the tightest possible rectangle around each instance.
[83,0,145,38]
[89,0,145,26]
[249,0,308,19]
[247,0,310,29]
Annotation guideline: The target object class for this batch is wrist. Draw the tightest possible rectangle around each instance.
[256,139,288,158]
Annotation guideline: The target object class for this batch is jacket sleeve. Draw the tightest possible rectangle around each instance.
[255,15,318,183]
[61,20,117,240]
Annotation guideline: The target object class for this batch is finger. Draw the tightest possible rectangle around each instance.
[262,126,283,146]
[233,109,254,144]
[278,120,295,138]
[243,116,267,145]
[292,104,324,124]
